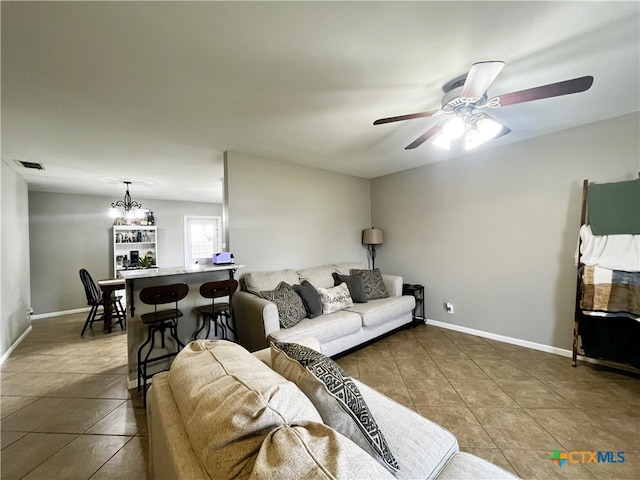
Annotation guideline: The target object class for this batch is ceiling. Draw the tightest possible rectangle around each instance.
[2,1,639,204]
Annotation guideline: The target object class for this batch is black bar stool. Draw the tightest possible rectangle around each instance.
[193,279,238,341]
[137,283,189,406]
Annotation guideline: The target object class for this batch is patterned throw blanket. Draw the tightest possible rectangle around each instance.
[580,265,640,320]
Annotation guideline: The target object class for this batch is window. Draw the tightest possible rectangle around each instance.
[183,216,222,265]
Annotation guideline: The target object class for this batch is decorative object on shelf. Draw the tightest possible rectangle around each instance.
[138,255,152,268]
[109,181,145,221]
[362,228,383,270]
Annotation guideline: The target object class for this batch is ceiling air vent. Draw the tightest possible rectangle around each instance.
[15,160,45,170]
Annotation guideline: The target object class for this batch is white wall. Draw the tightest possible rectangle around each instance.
[28,191,221,314]
[371,113,640,350]
[1,160,32,358]
[226,151,371,273]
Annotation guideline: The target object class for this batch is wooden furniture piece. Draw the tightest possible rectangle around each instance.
[97,278,126,333]
[113,225,157,275]
[572,177,640,370]
[137,283,189,405]
[79,269,125,335]
[193,279,239,341]
[402,283,425,327]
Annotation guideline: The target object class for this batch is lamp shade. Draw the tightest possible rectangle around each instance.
[362,228,383,245]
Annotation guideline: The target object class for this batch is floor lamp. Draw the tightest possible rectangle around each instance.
[362,228,384,270]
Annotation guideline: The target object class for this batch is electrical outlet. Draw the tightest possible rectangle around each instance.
[445,302,454,314]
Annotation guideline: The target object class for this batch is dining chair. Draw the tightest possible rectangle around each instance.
[79,268,125,336]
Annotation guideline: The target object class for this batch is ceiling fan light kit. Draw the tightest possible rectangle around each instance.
[434,112,505,151]
[373,61,594,151]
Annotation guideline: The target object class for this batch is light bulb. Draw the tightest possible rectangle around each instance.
[464,129,484,150]
[432,132,452,150]
[442,117,466,139]
[109,207,120,218]
[477,117,503,139]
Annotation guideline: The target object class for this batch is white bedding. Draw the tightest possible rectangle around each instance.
[574,224,640,271]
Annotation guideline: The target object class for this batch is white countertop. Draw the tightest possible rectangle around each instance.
[118,264,243,280]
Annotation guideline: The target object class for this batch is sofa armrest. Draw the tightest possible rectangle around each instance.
[382,274,403,297]
[232,291,280,352]
[147,373,211,480]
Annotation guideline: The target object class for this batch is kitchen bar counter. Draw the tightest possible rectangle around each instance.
[118,263,241,280]
[119,263,243,387]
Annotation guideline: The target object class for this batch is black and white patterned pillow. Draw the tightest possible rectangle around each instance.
[350,268,389,300]
[260,282,306,328]
[271,341,400,473]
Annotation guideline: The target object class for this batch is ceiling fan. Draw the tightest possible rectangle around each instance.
[373,61,594,151]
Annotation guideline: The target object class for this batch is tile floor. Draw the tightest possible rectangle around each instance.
[1,313,147,480]
[2,313,639,479]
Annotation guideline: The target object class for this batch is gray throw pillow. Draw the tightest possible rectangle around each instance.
[260,282,306,328]
[350,268,389,300]
[271,341,400,473]
[293,281,323,319]
[332,273,368,303]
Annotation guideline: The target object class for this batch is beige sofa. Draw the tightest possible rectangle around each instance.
[232,262,415,355]
[147,339,518,480]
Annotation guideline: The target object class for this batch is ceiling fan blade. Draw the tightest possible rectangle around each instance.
[494,75,594,107]
[405,124,443,150]
[373,110,439,125]
[460,61,505,101]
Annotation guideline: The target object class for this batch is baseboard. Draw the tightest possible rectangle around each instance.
[0,325,33,365]
[31,307,90,320]
[426,318,640,374]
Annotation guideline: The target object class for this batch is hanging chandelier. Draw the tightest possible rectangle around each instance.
[109,181,144,219]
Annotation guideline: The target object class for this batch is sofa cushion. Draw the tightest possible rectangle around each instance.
[268,310,362,344]
[167,340,322,479]
[250,421,395,479]
[317,283,354,314]
[260,282,307,328]
[244,269,300,295]
[271,342,400,474]
[355,380,460,480]
[296,265,336,289]
[350,268,390,300]
[333,262,366,275]
[293,281,323,319]
[347,296,415,327]
[333,272,368,303]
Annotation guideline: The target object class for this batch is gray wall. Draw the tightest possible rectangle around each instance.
[226,151,370,273]
[28,191,221,314]
[370,112,640,350]
[1,160,31,358]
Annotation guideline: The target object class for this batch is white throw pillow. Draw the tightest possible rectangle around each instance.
[316,282,353,314]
